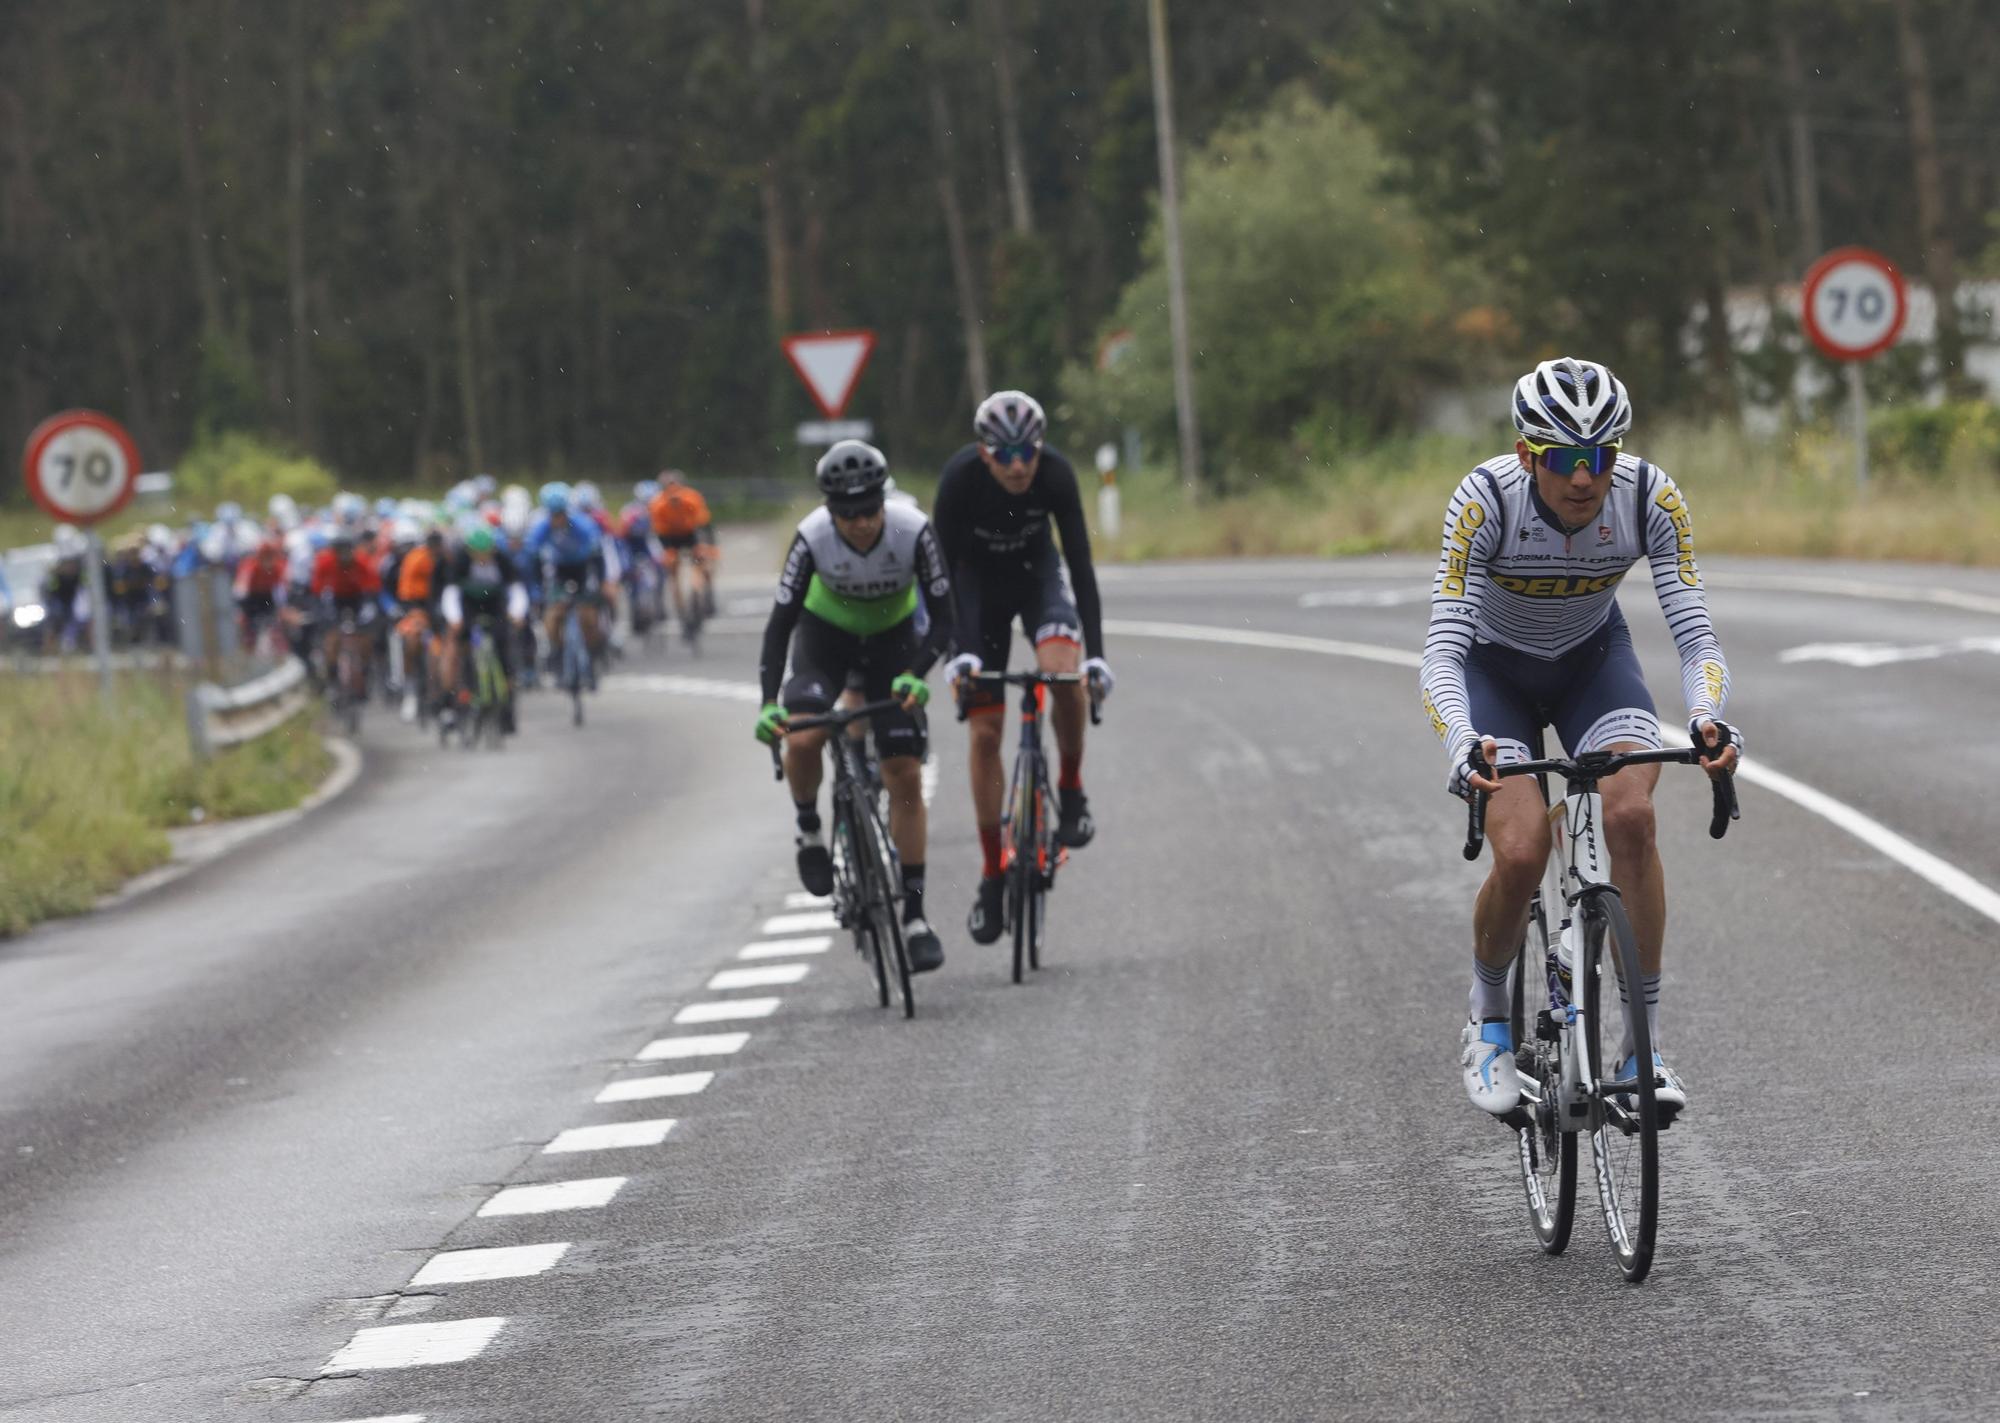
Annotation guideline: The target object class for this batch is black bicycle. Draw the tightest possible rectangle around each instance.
[770,698,915,1018]
[963,670,1102,985]
[1463,739,1738,1283]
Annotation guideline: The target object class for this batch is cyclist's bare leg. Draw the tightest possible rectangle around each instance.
[782,725,830,806]
[437,628,463,698]
[543,603,565,658]
[1038,637,1086,774]
[666,550,686,621]
[1472,775,1552,972]
[1598,749,1665,974]
[967,708,1007,834]
[881,754,925,865]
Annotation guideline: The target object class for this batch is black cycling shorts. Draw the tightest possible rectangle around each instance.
[1464,605,1660,765]
[781,611,926,761]
[961,553,1081,713]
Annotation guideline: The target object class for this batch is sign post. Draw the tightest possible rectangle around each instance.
[1094,441,1121,540]
[782,330,877,447]
[1801,247,1908,490]
[23,410,141,701]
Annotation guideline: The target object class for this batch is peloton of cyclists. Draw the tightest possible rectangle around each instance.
[933,390,1115,945]
[1422,356,1742,1124]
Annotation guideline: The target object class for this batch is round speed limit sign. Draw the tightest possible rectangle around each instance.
[1801,247,1907,362]
[22,409,140,525]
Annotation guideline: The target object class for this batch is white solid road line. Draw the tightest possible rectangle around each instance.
[409,1244,572,1287]
[601,673,762,701]
[321,1318,506,1373]
[1110,618,2000,931]
[740,935,832,959]
[708,963,810,990]
[674,997,780,1024]
[638,1031,750,1060]
[761,910,839,934]
[545,1119,678,1153]
[314,1415,428,1423]
[478,1178,625,1217]
[1711,570,2000,617]
[595,1071,713,1104]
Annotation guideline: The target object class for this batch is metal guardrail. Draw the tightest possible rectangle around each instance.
[186,659,312,759]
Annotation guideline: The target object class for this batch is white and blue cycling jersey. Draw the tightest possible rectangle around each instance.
[1419,452,1731,765]
[522,512,604,581]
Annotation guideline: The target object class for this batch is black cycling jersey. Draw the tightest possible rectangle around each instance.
[445,548,525,618]
[932,444,1103,660]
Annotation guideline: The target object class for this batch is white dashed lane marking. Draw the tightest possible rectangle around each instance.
[322,1318,506,1373]
[708,963,810,990]
[478,1178,626,1217]
[314,1416,427,1423]
[674,997,780,1024]
[761,910,838,935]
[545,1119,677,1153]
[783,891,831,909]
[638,1030,750,1060]
[409,1244,571,1287]
[595,1071,713,1104]
[739,935,831,959]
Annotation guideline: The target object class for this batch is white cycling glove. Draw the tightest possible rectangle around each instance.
[1446,736,1489,800]
[1689,716,1744,759]
[944,652,984,686]
[1083,656,1115,699]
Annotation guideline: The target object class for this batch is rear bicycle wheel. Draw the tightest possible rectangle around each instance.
[1584,895,1659,1282]
[1512,885,1576,1254]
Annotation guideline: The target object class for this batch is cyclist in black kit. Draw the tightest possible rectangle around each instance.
[934,390,1115,945]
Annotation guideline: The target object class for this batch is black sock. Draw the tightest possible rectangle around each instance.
[901,862,926,922]
[795,800,820,834]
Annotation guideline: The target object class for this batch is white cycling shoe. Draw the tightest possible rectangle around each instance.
[1460,1018,1522,1115]
[1616,1050,1688,1118]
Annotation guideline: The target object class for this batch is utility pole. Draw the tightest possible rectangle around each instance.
[1146,0,1201,493]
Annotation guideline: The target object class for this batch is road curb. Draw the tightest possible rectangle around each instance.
[95,735,364,913]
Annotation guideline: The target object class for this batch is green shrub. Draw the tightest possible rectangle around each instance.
[171,431,340,513]
[1868,401,2000,480]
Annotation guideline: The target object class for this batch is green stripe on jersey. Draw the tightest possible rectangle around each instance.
[803,575,918,636]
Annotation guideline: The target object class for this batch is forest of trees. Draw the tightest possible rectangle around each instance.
[3,0,1996,491]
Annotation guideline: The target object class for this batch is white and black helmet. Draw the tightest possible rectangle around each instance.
[974,389,1047,449]
[815,439,889,505]
[1511,357,1632,446]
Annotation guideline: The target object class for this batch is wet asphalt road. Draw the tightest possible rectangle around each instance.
[1,553,1997,1421]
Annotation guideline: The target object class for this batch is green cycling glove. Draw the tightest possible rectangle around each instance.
[890,672,930,707]
[755,702,790,744]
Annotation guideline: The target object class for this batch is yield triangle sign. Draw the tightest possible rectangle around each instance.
[782,329,877,419]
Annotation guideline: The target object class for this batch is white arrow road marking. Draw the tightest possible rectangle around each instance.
[1778,636,2000,668]
[322,1318,506,1373]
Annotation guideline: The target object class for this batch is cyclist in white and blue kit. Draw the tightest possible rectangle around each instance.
[1419,357,1742,1122]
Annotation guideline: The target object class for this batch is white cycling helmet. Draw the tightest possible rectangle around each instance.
[974,389,1046,449]
[1511,357,1632,446]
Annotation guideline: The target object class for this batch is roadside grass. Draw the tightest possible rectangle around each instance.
[1095,421,2000,565]
[0,671,331,934]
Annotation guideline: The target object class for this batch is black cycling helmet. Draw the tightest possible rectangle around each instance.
[814,440,889,513]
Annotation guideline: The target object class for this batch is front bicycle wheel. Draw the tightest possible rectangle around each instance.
[853,794,913,1017]
[1583,895,1658,1282]
[1512,885,1576,1255]
[1025,783,1048,972]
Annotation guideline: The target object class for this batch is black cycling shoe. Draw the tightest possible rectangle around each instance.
[967,874,1006,944]
[1056,787,1095,848]
[903,917,945,973]
[795,833,833,896]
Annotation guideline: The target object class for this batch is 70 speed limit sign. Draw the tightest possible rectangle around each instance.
[1801,247,1908,362]
[22,409,140,525]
